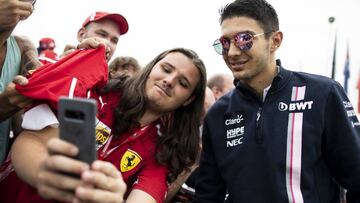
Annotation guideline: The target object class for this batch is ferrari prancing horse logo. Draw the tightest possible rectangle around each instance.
[120,149,142,172]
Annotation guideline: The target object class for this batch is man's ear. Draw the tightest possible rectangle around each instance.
[271,31,283,52]
[183,95,195,106]
[77,27,86,42]
[109,70,115,79]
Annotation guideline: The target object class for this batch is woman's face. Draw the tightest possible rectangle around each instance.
[145,52,200,113]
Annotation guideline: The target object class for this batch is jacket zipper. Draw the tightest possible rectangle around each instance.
[256,107,263,144]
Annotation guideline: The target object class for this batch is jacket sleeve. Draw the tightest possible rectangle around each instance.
[194,122,227,203]
[324,82,360,202]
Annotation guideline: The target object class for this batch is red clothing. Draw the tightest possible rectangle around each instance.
[98,121,168,203]
[0,91,168,203]
[95,91,169,203]
[39,49,59,65]
[93,90,121,150]
[16,46,108,109]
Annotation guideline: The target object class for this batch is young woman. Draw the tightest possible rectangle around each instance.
[1,47,207,203]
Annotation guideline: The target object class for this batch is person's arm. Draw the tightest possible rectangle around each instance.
[0,35,39,122]
[16,35,41,73]
[125,189,156,203]
[0,0,33,28]
[193,123,227,203]
[11,126,60,186]
[323,82,360,202]
[0,76,31,122]
[0,0,33,50]
[165,165,198,202]
[8,38,38,131]
[12,128,126,203]
[12,129,89,202]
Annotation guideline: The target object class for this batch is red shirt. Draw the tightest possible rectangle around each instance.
[99,122,168,203]
[16,46,108,109]
[95,91,169,203]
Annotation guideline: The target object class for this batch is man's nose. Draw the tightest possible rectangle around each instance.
[227,41,242,56]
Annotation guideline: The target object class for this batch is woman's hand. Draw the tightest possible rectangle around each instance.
[36,138,90,202]
[73,160,127,203]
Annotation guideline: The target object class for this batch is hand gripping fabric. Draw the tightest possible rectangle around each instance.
[16,46,108,109]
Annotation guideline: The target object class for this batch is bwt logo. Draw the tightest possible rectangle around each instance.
[278,101,313,111]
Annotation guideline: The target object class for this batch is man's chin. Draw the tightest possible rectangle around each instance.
[232,71,247,80]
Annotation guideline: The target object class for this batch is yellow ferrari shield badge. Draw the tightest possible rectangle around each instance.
[120,149,142,172]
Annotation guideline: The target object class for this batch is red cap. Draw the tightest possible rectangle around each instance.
[82,12,129,35]
[39,37,56,49]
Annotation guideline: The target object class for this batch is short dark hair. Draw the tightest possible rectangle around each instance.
[219,0,279,38]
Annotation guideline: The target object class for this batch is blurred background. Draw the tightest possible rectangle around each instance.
[14,0,360,112]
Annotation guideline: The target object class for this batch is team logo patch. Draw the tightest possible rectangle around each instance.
[120,149,142,172]
[95,119,111,149]
[224,111,245,148]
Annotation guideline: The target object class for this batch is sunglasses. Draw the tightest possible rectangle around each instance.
[213,32,270,55]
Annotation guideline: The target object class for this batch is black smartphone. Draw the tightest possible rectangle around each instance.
[58,97,97,165]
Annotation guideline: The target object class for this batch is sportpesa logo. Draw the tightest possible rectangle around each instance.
[278,101,313,111]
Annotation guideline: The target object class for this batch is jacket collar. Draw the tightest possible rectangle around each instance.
[234,59,292,101]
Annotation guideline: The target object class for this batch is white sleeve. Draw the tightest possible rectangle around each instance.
[22,103,59,130]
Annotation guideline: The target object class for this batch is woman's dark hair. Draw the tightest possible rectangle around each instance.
[112,47,207,182]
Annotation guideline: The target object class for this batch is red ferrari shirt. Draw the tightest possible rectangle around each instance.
[99,122,168,203]
[16,46,108,109]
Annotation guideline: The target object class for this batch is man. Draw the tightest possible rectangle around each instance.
[64,11,128,61]
[0,0,41,164]
[194,0,360,202]
[109,56,141,79]
[207,73,233,100]
[0,11,129,203]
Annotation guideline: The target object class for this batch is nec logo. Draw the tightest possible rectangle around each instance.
[278,101,313,111]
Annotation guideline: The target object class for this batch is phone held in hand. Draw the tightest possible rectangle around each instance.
[58,97,97,165]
